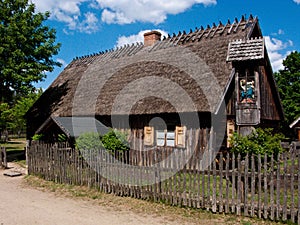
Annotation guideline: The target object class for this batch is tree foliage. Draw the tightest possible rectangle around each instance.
[0,89,42,134]
[0,0,61,103]
[274,51,300,126]
[229,128,284,159]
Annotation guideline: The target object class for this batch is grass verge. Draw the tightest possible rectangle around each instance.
[0,138,26,163]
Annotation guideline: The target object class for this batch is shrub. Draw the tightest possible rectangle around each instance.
[75,130,129,156]
[32,134,43,141]
[75,132,102,152]
[229,128,284,159]
[101,129,130,156]
[58,133,68,142]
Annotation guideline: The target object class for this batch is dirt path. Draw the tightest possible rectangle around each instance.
[0,164,185,225]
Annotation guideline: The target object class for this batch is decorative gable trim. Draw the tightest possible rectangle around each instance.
[227,37,264,62]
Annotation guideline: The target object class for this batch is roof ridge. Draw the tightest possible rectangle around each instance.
[68,14,257,67]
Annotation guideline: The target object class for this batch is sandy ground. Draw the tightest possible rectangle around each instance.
[0,163,187,225]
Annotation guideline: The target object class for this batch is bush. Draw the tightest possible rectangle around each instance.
[229,128,284,159]
[101,129,130,156]
[75,130,129,156]
[75,132,102,152]
[58,133,68,142]
[32,134,43,141]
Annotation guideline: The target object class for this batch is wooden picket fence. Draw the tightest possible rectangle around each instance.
[28,142,300,224]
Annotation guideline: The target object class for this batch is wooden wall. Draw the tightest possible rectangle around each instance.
[259,66,281,121]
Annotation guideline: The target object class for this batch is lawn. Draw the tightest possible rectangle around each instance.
[0,138,26,163]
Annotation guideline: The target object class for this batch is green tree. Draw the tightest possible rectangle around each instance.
[0,0,61,103]
[8,89,42,135]
[0,89,42,138]
[274,51,300,127]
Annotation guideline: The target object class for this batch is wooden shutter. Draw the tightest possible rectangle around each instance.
[227,120,235,148]
[144,126,154,146]
[175,126,186,148]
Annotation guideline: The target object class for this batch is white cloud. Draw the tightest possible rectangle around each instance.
[32,0,84,15]
[78,12,99,33]
[265,36,293,71]
[101,9,133,25]
[97,0,216,24]
[32,0,217,32]
[32,0,99,33]
[278,29,284,35]
[57,58,67,68]
[116,30,168,47]
[293,0,300,4]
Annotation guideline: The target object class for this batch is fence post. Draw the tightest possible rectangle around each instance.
[0,146,2,167]
[0,146,7,169]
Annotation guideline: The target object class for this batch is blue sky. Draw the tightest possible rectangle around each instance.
[31,0,300,89]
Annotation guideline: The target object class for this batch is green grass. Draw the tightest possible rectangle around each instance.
[1,138,26,162]
[1,138,26,152]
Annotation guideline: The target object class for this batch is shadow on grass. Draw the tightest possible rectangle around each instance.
[6,150,26,162]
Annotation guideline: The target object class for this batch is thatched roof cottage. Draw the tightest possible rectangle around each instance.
[26,15,284,152]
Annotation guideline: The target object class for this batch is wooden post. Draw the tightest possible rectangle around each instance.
[237,154,242,216]
[212,156,217,213]
[258,154,262,219]
[225,152,230,214]
[298,151,300,225]
[219,152,224,213]
[0,146,7,169]
[283,152,288,222]
[231,153,236,213]
[3,146,6,168]
[263,154,268,219]
[250,154,256,217]
[270,154,275,221]
[244,154,249,217]
[290,151,295,223]
[0,146,2,168]
[276,153,281,221]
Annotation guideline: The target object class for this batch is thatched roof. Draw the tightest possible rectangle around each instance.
[27,15,266,133]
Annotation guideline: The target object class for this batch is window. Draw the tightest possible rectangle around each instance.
[155,127,186,147]
[166,131,175,147]
[156,130,165,146]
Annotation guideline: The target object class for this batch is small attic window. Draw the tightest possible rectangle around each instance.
[238,69,256,103]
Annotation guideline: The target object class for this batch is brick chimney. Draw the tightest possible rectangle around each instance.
[143,31,162,47]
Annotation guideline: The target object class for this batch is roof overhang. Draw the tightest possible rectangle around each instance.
[226,38,264,62]
[36,116,109,137]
